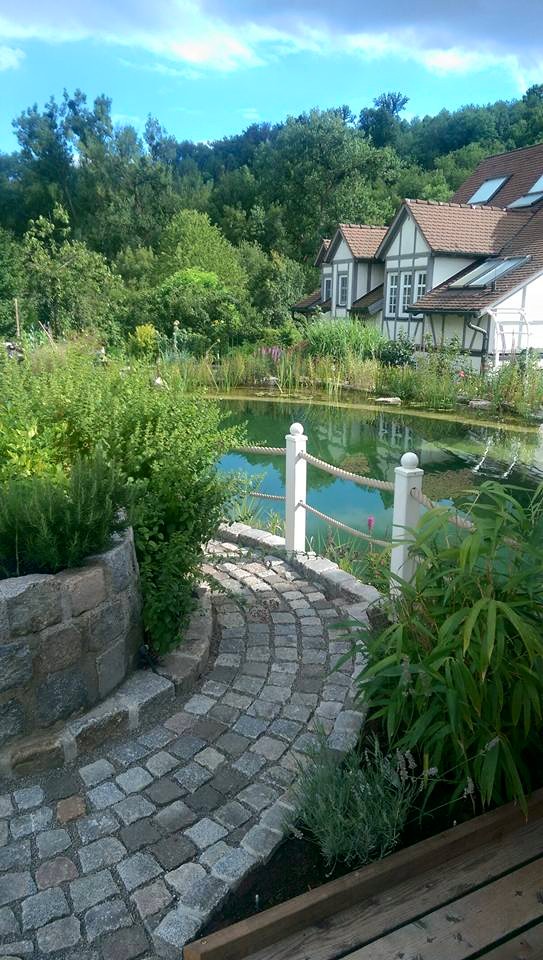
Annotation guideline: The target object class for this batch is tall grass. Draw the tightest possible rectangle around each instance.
[305,316,384,361]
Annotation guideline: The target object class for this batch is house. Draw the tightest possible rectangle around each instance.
[294,141,543,368]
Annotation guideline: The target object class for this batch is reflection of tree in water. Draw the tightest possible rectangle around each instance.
[222,400,539,510]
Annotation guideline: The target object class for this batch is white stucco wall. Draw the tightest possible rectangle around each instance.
[492,272,543,355]
[432,256,475,288]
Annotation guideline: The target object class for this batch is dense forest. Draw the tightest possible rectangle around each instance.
[1,85,543,345]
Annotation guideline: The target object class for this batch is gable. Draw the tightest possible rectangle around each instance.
[377,206,430,258]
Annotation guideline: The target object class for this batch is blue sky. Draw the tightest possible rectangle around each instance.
[0,1,541,152]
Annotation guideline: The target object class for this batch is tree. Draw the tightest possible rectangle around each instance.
[151,267,250,349]
[0,228,23,337]
[359,92,409,148]
[22,205,124,339]
[158,210,247,291]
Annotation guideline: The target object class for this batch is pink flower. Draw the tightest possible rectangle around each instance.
[367,515,375,532]
[458,370,465,378]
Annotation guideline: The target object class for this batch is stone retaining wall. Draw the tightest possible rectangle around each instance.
[0,528,143,753]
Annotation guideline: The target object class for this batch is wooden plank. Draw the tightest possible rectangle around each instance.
[343,858,543,960]
[184,790,543,960]
[481,921,543,959]
[247,818,543,960]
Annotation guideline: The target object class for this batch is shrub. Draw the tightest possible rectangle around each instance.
[0,347,243,651]
[0,448,126,577]
[355,481,543,813]
[305,316,384,361]
[292,734,420,868]
[378,333,416,367]
[129,323,160,358]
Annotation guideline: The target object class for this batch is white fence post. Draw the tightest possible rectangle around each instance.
[390,452,424,585]
[285,422,307,555]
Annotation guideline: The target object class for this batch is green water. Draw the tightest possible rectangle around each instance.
[219,397,543,545]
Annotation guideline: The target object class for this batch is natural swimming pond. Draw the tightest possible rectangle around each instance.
[219,396,543,545]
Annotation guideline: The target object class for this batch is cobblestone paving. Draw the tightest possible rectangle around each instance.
[0,540,366,959]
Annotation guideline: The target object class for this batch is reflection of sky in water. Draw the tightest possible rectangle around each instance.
[218,399,543,542]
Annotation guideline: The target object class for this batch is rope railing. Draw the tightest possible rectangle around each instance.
[300,502,390,547]
[410,485,476,531]
[249,491,285,502]
[231,445,286,455]
[300,451,395,492]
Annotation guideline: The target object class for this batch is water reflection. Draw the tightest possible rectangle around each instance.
[218,399,542,542]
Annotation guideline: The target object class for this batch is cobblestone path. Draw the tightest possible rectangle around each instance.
[0,539,366,959]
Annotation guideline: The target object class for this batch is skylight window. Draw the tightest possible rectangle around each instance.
[508,175,543,209]
[468,177,507,204]
[450,257,529,289]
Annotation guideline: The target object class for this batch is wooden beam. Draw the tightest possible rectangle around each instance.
[184,789,543,960]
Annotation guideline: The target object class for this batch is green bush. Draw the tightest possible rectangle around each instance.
[378,333,416,367]
[305,316,384,361]
[0,449,126,577]
[355,481,543,813]
[292,734,420,868]
[0,346,243,651]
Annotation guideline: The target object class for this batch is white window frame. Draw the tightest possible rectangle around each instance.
[415,270,427,302]
[386,273,398,317]
[323,276,332,301]
[337,273,348,307]
[400,272,413,316]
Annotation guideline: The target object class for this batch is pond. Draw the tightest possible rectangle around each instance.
[218,396,543,547]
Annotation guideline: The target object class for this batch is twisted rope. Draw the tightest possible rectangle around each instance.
[300,502,390,547]
[231,445,286,455]
[301,452,394,492]
[409,486,475,531]
[249,491,285,502]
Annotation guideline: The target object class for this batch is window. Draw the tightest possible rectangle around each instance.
[415,270,427,301]
[323,276,332,301]
[508,174,543,209]
[450,256,529,289]
[337,274,348,306]
[468,176,508,204]
[400,272,413,315]
[386,273,398,315]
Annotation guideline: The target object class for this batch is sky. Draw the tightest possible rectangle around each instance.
[0,1,542,152]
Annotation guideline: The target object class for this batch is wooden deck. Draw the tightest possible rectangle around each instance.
[185,789,543,960]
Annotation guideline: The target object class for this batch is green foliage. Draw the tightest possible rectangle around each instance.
[0,346,243,651]
[305,316,384,361]
[355,482,543,813]
[378,334,416,367]
[292,733,420,868]
[0,448,126,577]
[129,324,160,358]
[151,267,251,349]
[158,210,247,292]
[0,227,23,337]
[21,205,124,340]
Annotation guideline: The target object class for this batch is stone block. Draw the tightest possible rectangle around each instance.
[21,887,69,930]
[78,837,127,874]
[79,758,116,787]
[0,839,31,871]
[36,915,81,954]
[13,786,44,810]
[57,566,106,618]
[151,835,196,870]
[37,829,71,860]
[70,699,129,752]
[0,575,61,637]
[96,637,127,698]
[38,622,82,673]
[76,811,120,845]
[212,847,258,885]
[118,671,174,720]
[36,666,88,725]
[131,879,172,919]
[9,732,64,777]
[153,907,200,959]
[114,795,156,826]
[85,898,132,942]
[180,875,228,920]
[86,599,125,653]
[70,869,120,914]
[87,531,135,593]
[0,641,33,693]
[184,818,227,850]
[0,941,34,958]
[0,905,18,937]
[36,856,78,889]
[116,851,162,892]
[56,795,86,823]
[0,699,25,747]
[119,819,162,852]
[10,806,53,839]
[101,924,149,960]
[0,872,36,907]
[88,782,125,811]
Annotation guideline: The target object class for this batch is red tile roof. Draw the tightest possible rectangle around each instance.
[292,289,331,313]
[404,199,530,256]
[326,224,388,261]
[411,205,543,314]
[452,141,543,208]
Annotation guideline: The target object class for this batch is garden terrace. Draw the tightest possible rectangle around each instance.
[0,535,374,959]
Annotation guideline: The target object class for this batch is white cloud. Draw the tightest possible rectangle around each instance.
[239,107,260,123]
[0,44,24,70]
[0,0,541,89]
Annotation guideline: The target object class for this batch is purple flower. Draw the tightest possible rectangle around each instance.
[367,515,375,532]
